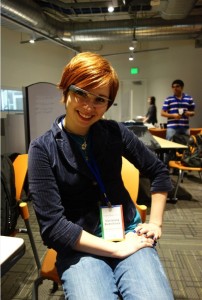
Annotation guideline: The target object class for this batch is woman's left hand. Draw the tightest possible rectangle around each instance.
[134,222,162,241]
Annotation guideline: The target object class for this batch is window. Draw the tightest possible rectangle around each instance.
[1,89,23,112]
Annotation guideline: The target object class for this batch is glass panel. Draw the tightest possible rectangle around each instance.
[0,89,23,112]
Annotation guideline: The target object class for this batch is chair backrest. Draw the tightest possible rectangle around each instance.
[12,154,41,270]
[121,157,139,203]
[13,154,28,201]
[121,157,147,222]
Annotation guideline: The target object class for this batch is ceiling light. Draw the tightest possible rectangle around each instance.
[108,6,114,13]
[129,45,134,51]
[150,0,160,6]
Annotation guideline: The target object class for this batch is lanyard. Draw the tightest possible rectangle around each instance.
[86,155,111,208]
[60,118,111,207]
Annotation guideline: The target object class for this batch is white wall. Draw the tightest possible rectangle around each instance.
[1,27,202,153]
[1,27,74,88]
[103,40,202,126]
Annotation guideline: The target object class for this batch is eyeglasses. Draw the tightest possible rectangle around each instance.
[68,85,112,108]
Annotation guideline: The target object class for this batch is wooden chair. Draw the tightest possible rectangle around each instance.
[32,157,147,299]
[13,154,41,270]
[169,160,202,202]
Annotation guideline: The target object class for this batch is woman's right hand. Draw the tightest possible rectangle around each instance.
[113,231,155,258]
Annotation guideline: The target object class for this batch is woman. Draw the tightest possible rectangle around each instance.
[143,96,158,125]
[28,52,174,300]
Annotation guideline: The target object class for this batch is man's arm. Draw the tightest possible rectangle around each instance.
[161,109,180,119]
[184,110,195,117]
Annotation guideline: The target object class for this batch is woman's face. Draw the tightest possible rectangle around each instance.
[65,85,110,135]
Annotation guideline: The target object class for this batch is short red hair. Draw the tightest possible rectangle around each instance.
[58,52,119,108]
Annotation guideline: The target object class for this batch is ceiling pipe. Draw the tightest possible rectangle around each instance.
[1,0,202,50]
[159,0,198,20]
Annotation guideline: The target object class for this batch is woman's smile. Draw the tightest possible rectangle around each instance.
[77,110,94,121]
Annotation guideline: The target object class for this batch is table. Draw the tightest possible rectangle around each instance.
[148,128,167,139]
[0,236,25,276]
[153,136,187,150]
[190,128,202,136]
[153,136,187,161]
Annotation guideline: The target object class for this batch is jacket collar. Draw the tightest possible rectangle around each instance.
[51,115,109,179]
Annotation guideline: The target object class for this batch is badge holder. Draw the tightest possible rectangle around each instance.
[86,154,125,241]
[100,205,125,241]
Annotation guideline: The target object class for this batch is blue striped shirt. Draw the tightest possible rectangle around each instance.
[162,93,195,129]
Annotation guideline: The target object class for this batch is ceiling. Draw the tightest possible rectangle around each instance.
[1,0,202,55]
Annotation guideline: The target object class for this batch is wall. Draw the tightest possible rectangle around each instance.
[1,28,74,88]
[103,40,202,127]
[1,27,202,152]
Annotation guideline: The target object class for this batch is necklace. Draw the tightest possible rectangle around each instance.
[71,134,89,160]
[61,118,90,160]
[81,139,87,151]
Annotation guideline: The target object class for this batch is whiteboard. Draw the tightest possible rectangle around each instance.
[23,82,64,150]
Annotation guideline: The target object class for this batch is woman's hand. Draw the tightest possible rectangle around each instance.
[113,231,155,259]
[135,222,162,240]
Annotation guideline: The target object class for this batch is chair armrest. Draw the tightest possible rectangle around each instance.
[135,204,147,223]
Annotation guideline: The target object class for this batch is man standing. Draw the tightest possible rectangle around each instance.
[161,79,195,141]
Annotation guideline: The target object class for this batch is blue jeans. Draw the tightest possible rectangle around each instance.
[166,127,190,141]
[56,248,174,300]
[165,128,190,165]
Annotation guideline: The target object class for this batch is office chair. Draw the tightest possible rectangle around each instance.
[121,157,147,222]
[32,157,148,300]
[13,154,41,270]
[169,160,202,202]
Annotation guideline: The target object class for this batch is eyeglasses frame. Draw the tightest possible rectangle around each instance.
[68,85,112,107]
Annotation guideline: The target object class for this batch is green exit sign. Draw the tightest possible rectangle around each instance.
[130,68,139,75]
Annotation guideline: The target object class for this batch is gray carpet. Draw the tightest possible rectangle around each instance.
[1,172,202,300]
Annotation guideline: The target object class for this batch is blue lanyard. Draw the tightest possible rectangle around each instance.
[86,155,111,208]
[60,119,111,207]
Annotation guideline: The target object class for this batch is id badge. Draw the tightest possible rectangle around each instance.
[100,205,125,241]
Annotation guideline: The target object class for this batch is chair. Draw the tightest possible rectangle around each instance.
[168,160,202,202]
[13,154,41,270]
[32,157,147,300]
[121,157,147,222]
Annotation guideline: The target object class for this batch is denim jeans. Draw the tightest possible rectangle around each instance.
[165,128,190,165]
[56,247,174,300]
[166,127,190,141]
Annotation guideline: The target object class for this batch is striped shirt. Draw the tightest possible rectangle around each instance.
[162,93,195,129]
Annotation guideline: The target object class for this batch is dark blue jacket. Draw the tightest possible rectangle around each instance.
[28,115,172,257]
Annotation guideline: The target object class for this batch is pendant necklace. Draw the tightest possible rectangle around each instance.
[62,118,89,160]
[72,134,89,160]
[81,139,87,151]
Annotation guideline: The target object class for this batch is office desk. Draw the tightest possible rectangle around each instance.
[153,136,187,160]
[0,236,25,276]
[153,136,187,150]
[148,128,167,139]
[190,128,202,136]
